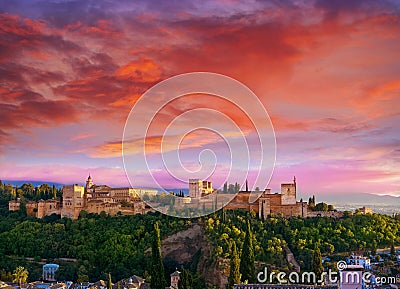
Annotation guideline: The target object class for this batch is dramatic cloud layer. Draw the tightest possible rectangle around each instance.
[0,0,399,196]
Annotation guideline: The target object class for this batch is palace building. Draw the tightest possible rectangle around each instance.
[9,175,156,219]
[189,179,214,198]
[225,177,308,218]
[9,176,308,219]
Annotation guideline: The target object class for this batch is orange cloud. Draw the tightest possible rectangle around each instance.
[91,141,122,158]
[91,130,235,159]
[370,80,400,101]
[115,57,163,82]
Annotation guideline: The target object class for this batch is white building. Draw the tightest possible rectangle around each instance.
[347,254,372,270]
[42,264,59,282]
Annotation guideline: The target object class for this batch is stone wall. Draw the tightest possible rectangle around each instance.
[36,200,61,218]
[226,188,306,218]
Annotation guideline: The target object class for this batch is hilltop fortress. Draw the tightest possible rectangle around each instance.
[9,176,308,219]
[9,175,156,219]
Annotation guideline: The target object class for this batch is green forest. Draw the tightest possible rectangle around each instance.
[204,209,400,271]
[0,210,191,283]
[0,209,399,284]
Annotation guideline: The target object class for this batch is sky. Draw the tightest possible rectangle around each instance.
[0,0,399,197]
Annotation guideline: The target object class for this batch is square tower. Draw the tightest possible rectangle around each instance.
[189,179,202,198]
[280,176,297,205]
[189,179,213,198]
[61,184,84,219]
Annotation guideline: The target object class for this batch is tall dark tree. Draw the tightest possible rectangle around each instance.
[178,269,192,289]
[228,184,235,194]
[228,241,241,289]
[312,243,324,284]
[222,207,226,223]
[107,273,112,289]
[234,182,240,194]
[52,185,57,199]
[151,222,166,289]
[260,203,264,221]
[240,220,255,283]
[371,240,377,256]
[390,240,396,260]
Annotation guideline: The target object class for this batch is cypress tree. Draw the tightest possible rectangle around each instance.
[107,273,112,289]
[151,222,166,289]
[239,220,255,283]
[390,240,396,260]
[371,240,377,256]
[228,241,241,289]
[52,185,57,199]
[178,269,192,289]
[235,182,240,193]
[222,207,226,223]
[260,202,264,221]
[312,243,324,284]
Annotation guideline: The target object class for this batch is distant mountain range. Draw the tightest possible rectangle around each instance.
[304,192,399,206]
[298,192,399,215]
[1,180,65,189]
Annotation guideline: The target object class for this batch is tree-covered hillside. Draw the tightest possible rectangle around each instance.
[0,195,399,286]
[204,209,400,270]
[0,211,190,283]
